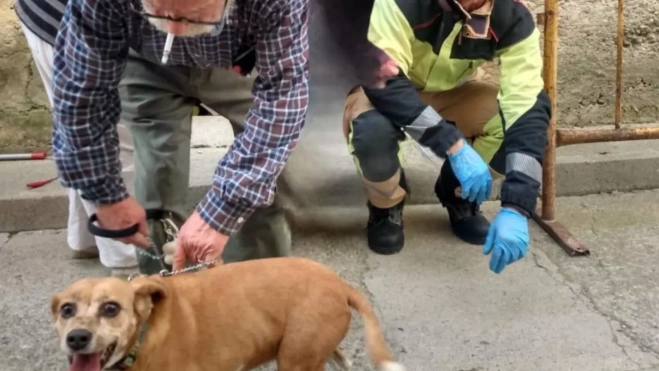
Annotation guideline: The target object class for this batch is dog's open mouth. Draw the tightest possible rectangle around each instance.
[68,342,116,371]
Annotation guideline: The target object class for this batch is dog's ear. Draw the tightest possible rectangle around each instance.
[130,277,168,321]
[50,293,61,320]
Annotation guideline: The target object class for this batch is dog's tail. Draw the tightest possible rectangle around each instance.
[345,283,407,371]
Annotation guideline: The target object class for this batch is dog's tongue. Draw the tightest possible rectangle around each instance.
[69,353,101,371]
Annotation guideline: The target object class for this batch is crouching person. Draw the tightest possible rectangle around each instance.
[342,0,551,274]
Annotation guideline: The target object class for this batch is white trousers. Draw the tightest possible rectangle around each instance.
[20,22,138,268]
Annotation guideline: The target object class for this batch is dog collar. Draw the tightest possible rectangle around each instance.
[107,323,149,370]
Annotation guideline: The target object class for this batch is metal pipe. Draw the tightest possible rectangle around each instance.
[614,0,625,129]
[533,206,590,256]
[556,125,659,146]
[540,0,559,221]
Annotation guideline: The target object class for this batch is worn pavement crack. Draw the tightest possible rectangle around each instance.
[530,250,659,366]
[590,214,599,236]
[607,317,642,367]
[0,233,15,251]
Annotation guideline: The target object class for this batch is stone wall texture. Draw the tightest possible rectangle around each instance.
[0,0,657,153]
[1,0,52,154]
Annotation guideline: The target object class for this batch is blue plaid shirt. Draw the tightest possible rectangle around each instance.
[51,0,309,235]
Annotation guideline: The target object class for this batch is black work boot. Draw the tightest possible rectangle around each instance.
[366,170,409,255]
[435,161,490,245]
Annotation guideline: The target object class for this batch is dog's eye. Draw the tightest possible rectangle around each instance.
[60,303,76,319]
[100,302,121,318]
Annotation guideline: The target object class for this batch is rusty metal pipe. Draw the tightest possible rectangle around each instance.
[533,0,657,258]
[556,125,659,146]
[614,0,625,129]
[540,0,559,222]
[533,206,590,256]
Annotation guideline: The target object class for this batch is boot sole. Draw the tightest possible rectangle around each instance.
[368,240,405,255]
[454,232,487,246]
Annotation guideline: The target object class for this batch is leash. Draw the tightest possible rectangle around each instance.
[87,212,220,278]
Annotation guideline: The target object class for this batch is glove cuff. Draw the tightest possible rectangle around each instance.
[417,120,464,159]
[501,203,531,219]
[500,189,536,218]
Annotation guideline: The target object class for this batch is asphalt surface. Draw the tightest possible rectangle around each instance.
[1,190,659,371]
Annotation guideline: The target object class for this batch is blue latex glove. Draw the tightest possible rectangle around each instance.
[447,141,493,205]
[482,207,530,274]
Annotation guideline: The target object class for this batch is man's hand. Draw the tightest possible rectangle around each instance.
[482,207,530,274]
[172,210,229,271]
[371,58,399,88]
[446,139,493,205]
[95,196,150,248]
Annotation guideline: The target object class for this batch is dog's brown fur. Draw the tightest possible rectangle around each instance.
[51,257,406,371]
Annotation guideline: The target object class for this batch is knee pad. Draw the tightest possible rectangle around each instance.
[350,110,404,182]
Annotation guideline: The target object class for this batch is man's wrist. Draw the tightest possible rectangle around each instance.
[502,203,531,218]
[500,179,539,218]
[196,190,256,236]
[446,138,464,157]
[79,177,129,206]
[416,120,464,159]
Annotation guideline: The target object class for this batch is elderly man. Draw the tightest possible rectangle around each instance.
[51,0,309,273]
[342,0,550,273]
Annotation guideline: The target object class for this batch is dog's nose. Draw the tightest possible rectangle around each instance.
[66,329,92,351]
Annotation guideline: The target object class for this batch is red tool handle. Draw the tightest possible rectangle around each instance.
[26,177,58,189]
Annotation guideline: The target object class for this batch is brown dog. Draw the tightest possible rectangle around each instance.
[50,257,406,371]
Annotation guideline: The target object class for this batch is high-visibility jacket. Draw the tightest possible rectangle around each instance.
[362,0,551,216]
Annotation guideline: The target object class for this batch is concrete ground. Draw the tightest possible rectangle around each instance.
[1,189,658,371]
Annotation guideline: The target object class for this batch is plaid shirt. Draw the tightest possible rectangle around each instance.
[51,0,309,235]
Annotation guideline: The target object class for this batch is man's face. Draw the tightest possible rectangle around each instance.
[141,0,227,36]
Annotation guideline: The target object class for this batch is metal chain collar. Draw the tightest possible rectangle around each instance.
[128,217,221,281]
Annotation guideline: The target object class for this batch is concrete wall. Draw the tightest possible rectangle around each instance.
[527,0,659,127]
[0,0,657,153]
[0,0,52,154]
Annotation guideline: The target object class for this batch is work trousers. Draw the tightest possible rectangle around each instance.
[118,51,291,274]
[342,76,506,209]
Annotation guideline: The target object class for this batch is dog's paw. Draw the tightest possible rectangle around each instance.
[163,240,176,265]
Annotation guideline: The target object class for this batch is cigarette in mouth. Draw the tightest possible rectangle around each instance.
[161,33,175,64]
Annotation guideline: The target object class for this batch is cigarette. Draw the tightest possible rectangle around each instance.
[161,33,175,64]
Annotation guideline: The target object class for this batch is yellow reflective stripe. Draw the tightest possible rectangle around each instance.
[495,28,545,129]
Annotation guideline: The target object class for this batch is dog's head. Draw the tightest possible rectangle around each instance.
[50,276,168,371]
